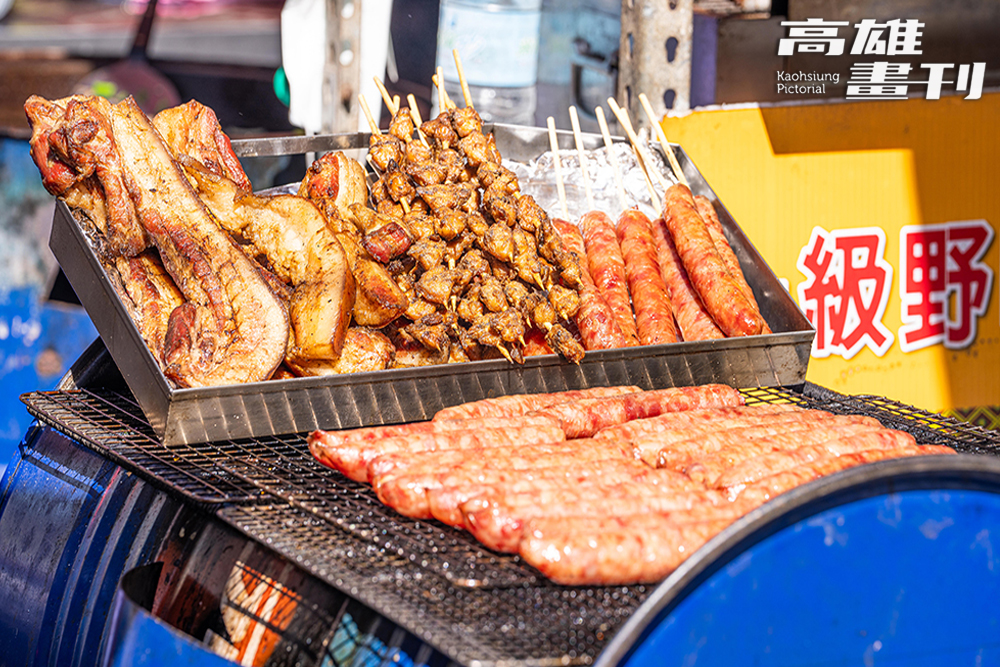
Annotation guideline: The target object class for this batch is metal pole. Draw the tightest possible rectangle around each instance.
[619,0,693,128]
[323,0,363,133]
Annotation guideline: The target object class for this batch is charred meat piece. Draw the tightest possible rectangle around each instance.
[404,313,452,351]
[106,250,185,364]
[479,273,508,312]
[503,279,531,309]
[416,183,474,214]
[289,327,394,376]
[388,108,416,143]
[549,283,582,321]
[493,308,526,344]
[458,132,496,168]
[297,151,369,234]
[516,193,547,233]
[482,222,514,263]
[531,296,558,331]
[403,212,436,241]
[457,247,490,280]
[416,266,461,306]
[389,325,451,368]
[450,106,483,138]
[476,161,515,191]
[25,95,149,257]
[485,193,518,227]
[457,285,485,324]
[183,158,355,369]
[368,133,404,171]
[443,231,477,268]
[436,147,466,183]
[435,210,467,241]
[363,221,412,263]
[106,97,289,386]
[546,323,585,363]
[405,139,433,165]
[420,112,458,147]
[386,170,416,202]
[466,211,490,237]
[408,237,447,271]
[406,160,448,187]
[377,198,404,219]
[153,100,252,192]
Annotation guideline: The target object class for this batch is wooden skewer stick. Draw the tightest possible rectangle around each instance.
[546,116,570,221]
[568,105,595,212]
[374,77,398,115]
[434,68,456,110]
[452,49,474,108]
[639,93,688,188]
[595,105,629,214]
[406,93,431,147]
[392,95,401,114]
[609,98,670,194]
[607,97,661,212]
[359,94,381,136]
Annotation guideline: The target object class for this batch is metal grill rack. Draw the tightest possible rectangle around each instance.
[21,383,1000,666]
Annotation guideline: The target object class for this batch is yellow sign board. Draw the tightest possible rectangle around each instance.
[660,93,999,412]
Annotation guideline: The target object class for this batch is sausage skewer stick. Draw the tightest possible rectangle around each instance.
[546,116,570,220]
[595,106,629,215]
[569,105,595,212]
[453,49,475,108]
[606,98,662,212]
[639,93,687,187]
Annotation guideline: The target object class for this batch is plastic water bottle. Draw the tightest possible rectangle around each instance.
[435,0,542,125]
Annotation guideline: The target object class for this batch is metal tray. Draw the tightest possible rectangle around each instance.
[48,124,814,446]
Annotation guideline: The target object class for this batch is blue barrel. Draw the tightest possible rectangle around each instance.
[598,454,1000,666]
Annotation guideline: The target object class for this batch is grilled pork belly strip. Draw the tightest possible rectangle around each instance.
[106,251,185,364]
[104,97,290,386]
[432,385,641,421]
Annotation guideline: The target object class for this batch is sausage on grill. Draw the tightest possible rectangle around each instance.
[579,211,641,346]
[650,216,724,341]
[662,184,764,337]
[379,454,648,520]
[712,429,922,488]
[529,384,744,439]
[735,445,957,499]
[616,209,678,345]
[518,514,737,586]
[463,482,727,553]
[432,385,640,421]
[313,421,565,482]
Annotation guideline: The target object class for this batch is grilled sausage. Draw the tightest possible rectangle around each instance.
[594,403,801,443]
[518,514,736,586]
[552,218,629,350]
[311,421,565,482]
[378,454,647,520]
[529,384,744,439]
[735,445,957,500]
[693,195,770,334]
[579,211,641,346]
[615,209,679,345]
[432,385,640,421]
[711,428,921,488]
[662,184,764,337]
[650,216,724,341]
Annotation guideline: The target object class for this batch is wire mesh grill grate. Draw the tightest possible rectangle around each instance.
[21,382,1000,665]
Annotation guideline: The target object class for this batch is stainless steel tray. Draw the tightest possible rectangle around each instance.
[48,123,814,445]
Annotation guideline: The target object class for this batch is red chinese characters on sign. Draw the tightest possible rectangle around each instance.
[899,220,994,352]
[797,227,895,359]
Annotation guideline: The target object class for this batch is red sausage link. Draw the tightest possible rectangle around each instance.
[662,184,764,337]
[694,195,771,334]
[552,218,629,350]
[579,211,641,346]
[650,216,724,341]
[615,209,678,345]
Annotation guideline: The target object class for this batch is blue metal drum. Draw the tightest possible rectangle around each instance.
[599,455,1000,667]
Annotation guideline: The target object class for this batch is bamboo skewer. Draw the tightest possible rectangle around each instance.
[358,94,381,136]
[546,116,570,221]
[434,67,456,110]
[374,77,398,114]
[638,93,688,188]
[452,49,474,108]
[606,97,662,212]
[406,93,431,146]
[568,106,595,212]
[595,105,629,215]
